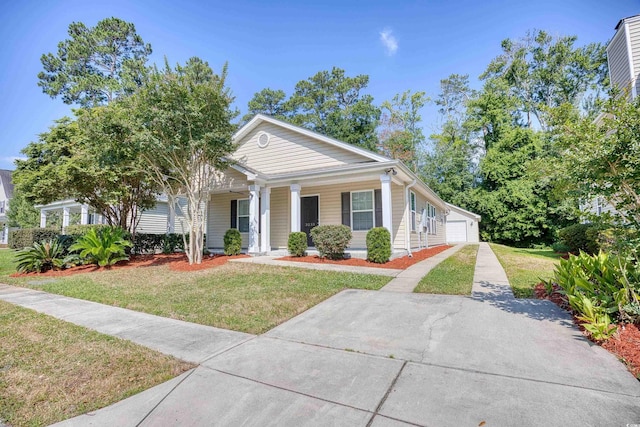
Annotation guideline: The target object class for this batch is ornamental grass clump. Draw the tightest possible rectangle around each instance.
[310,225,352,260]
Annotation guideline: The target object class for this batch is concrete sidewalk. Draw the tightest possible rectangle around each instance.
[1,242,639,426]
[0,284,253,364]
[380,244,465,292]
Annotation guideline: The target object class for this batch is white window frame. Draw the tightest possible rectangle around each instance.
[237,198,250,233]
[410,191,417,232]
[426,203,437,235]
[351,190,375,231]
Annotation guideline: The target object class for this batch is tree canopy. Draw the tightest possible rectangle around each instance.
[38,17,152,107]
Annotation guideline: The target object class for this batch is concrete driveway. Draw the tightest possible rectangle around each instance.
[50,289,640,426]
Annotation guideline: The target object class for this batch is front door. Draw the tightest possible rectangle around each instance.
[301,196,319,247]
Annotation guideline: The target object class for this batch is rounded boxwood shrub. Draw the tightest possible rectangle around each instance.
[224,228,242,255]
[288,232,307,257]
[366,227,391,264]
[310,225,352,260]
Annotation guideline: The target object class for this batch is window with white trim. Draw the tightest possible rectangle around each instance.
[351,191,374,231]
[237,199,249,232]
[410,191,416,232]
[426,203,437,235]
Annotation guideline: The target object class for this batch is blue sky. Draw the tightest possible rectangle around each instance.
[0,0,637,170]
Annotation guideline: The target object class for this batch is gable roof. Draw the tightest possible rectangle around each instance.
[446,202,481,221]
[0,169,13,199]
[234,114,392,163]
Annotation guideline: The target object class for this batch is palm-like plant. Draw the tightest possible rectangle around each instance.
[70,227,132,267]
[15,240,66,273]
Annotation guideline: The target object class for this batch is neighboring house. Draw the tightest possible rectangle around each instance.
[39,114,479,256]
[37,195,187,235]
[0,169,14,245]
[583,14,640,219]
[445,203,481,243]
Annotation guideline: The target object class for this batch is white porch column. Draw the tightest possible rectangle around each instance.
[260,187,271,253]
[40,210,47,228]
[248,185,261,253]
[62,207,70,232]
[290,184,301,233]
[380,174,393,236]
[167,199,176,234]
[80,205,89,225]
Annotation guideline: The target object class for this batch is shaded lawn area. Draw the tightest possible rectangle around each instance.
[0,300,194,427]
[490,243,561,298]
[0,250,390,334]
[414,245,479,295]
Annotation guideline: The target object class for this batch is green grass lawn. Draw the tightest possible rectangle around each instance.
[414,244,479,295]
[490,243,561,298]
[0,250,390,334]
[0,299,193,427]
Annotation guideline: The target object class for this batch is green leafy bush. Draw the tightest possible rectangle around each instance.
[288,232,307,257]
[64,224,109,236]
[557,223,599,254]
[547,251,640,337]
[551,241,571,253]
[9,228,59,250]
[310,225,352,260]
[366,227,391,263]
[69,227,132,267]
[224,229,242,255]
[15,240,66,273]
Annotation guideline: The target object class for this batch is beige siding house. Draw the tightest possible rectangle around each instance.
[206,114,450,257]
[607,14,640,98]
[37,114,464,256]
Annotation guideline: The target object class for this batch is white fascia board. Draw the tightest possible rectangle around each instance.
[445,202,481,221]
[264,161,399,185]
[234,114,392,163]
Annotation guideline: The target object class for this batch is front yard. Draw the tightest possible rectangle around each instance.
[0,250,390,334]
[490,243,561,298]
[0,299,193,427]
[414,244,479,295]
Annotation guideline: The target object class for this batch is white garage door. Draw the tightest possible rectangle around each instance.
[447,221,467,243]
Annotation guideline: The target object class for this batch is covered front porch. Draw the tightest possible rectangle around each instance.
[37,199,104,232]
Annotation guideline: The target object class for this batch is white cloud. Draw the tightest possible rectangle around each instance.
[0,156,26,167]
[380,28,398,56]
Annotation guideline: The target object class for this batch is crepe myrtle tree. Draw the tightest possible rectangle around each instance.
[135,57,237,264]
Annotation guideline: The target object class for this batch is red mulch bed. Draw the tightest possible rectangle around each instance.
[276,245,452,270]
[535,282,640,378]
[10,253,250,278]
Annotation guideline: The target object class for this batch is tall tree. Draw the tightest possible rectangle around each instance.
[378,90,428,171]
[287,67,381,151]
[38,17,152,107]
[13,104,158,234]
[242,88,290,123]
[422,75,476,205]
[135,58,237,264]
[482,30,607,130]
[6,189,40,228]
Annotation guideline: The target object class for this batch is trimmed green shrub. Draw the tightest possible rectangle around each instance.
[69,227,132,267]
[9,228,59,250]
[310,225,352,260]
[15,239,66,273]
[288,232,307,257]
[557,223,599,254]
[366,227,391,263]
[64,224,109,236]
[224,229,242,255]
[551,241,571,253]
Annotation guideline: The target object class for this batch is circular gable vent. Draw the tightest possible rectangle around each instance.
[257,132,270,148]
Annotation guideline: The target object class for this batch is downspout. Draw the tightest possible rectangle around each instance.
[405,179,417,257]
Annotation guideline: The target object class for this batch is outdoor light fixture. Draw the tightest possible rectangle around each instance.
[385,168,397,176]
